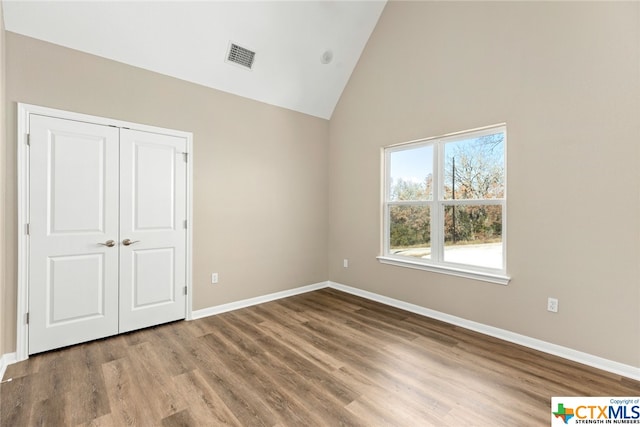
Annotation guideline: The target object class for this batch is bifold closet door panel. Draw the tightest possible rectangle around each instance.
[28,115,120,354]
[118,128,188,333]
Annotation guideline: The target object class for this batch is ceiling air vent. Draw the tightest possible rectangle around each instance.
[226,43,255,70]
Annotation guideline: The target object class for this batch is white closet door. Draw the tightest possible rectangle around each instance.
[118,129,187,333]
[28,115,120,354]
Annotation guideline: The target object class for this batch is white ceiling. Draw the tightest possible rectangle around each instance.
[2,1,387,119]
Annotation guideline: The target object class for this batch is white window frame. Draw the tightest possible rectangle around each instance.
[378,124,510,285]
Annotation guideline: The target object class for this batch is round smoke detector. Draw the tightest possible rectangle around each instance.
[320,50,333,65]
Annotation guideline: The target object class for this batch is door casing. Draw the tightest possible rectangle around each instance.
[16,103,194,361]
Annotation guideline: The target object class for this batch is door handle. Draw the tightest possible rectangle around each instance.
[122,239,140,246]
[98,240,116,247]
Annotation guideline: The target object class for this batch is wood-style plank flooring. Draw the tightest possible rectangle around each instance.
[2,288,639,426]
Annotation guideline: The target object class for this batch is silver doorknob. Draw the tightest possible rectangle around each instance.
[99,240,116,247]
[122,239,140,246]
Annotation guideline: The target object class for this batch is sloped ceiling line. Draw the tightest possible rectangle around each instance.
[2,0,387,119]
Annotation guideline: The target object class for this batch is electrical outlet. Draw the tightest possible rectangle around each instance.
[211,273,219,284]
[343,259,349,268]
[547,297,558,313]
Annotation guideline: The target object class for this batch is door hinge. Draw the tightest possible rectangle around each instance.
[26,133,30,146]
[181,152,188,162]
[26,312,29,324]
[184,219,187,229]
[184,286,188,296]
[26,223,30,235]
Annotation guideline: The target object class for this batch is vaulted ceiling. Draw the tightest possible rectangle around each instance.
[2,1,387,119]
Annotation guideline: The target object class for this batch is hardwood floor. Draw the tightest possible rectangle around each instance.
[1,288,639,426]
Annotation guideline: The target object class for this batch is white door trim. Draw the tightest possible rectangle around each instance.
[16,103,194,361]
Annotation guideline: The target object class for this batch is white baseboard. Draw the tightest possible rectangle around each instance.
[191,281,328,320]
[0,352,17,381]
[188,280,639,381]
[328,281,640,382]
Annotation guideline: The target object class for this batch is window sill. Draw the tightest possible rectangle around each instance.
[377,256,511,285]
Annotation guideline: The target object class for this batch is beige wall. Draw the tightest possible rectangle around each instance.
[2,32,329,353]
[0,4,6,358]
[329,1,640,367]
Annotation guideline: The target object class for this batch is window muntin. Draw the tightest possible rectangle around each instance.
[383,125,506,276]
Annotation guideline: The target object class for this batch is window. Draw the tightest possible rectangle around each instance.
[379,125,509,284]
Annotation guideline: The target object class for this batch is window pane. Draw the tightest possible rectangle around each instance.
[444,132,504,200]
[443,205,502,269]
[389,145,433,201]
[389,205,431,259]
